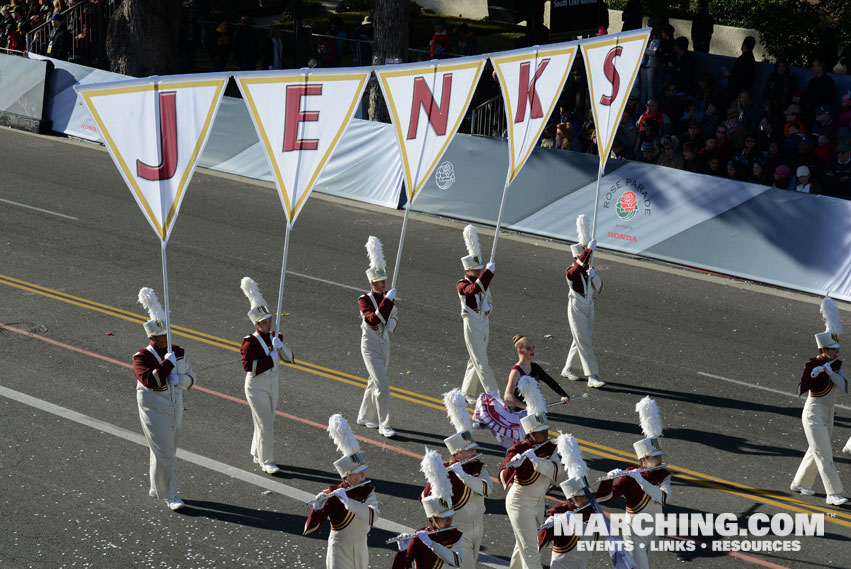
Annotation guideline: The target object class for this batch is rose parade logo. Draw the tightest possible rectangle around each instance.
[615,190,639,221]
[434,161,456,190]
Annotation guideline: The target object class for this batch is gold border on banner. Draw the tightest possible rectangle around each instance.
[236,72,370,223]
[79,79,227,241]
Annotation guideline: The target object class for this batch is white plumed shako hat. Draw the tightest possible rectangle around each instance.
[518,375,549,434]
[815,296,842,349]
[571,213,591,257]
[557,432,590,500]
[442,388,477,454]
[461,224,484,270]
[328,414,368,477]
[138,287,167,337]
[365,235,388,282]
[241,277,274,324]
[421,449,455,518]
[633,396,664,459]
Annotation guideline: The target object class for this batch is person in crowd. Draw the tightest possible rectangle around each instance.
[671,37,696,94]
[682,142,707,173]
[699,100,722,138]
[624,92,642,122]
[679,98,702,131]
[823,141,851,199]
[773,164,795,190]
[706,154,724,177]
[658,81,683,133]
[635,118,662,158]
[683,121,705,150]
[721,36,756,105]
[210,20,231,71]
[814,133,837,165]
[539,128,555,149]
[731,90,761,135]
[621,0,643,31]
[695,72,725,113]
[812,106,838,141]
[351,14,372,66]
[657,134,684,169]
[691,0,713,53]
[636,98,669,132]
[232,15,258,71]
[177,3,197,73]
[617,112,638,153]
[451,22,475,56]
[429,18,451,59]
[726,158,748,181]
[46,11,69,60]
[264,27,284,70]
[763,60,796,109]
[757,115,783,151]
[329,16,347,64]
[4,21,22,53]
[555,122,575,150]
[738,133,761,167]
[749,157,770,185]
[656,24,675,88]
[638,139,659,163]
[563,67,590,124]
[639,28,659,106]
[802,59,835,126]
[765,140,785,174]
[714,123,733,164]
[838,94,851,131]
[610,137,631,161]
[783,104,806,139]
[794,165,821,194]
[723,108,746,150]
[795,136,824,181]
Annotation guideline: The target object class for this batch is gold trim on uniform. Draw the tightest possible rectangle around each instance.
[811,382,834,398]
[331,511,355,531]
[453,484,472,510]
[553,534,579,554]
[626,493,651,514]
[516,471,541,486]
[303,521,322,535]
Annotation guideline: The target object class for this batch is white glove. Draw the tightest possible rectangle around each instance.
[331,487,350,506]
[480,301,492,313]
[588,267,596,278]
[165,351,177,365]
[311,491,328,510]
[607,468,625,479]
[272,336,284,351]
[588,239,597,251]
[396,534,413,551]
[626,469,644,482]
[385,288,397,301]
[508,453,526,468]
[486,261,496,272]
[523,448,540,464]
[449,462,466,478]
[810,366,825,378]
[167,372,180,386]
[544,515,555,527]
[416,529,434,547]
[823,361,835,376]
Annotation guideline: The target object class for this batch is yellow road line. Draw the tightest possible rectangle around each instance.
[3,273,850,526]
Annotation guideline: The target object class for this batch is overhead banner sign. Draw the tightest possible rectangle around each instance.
[580,29,650,169]
[376,56,485,204]
[234,68,370,225]
[491,42,578,183]
[75,73,229,242]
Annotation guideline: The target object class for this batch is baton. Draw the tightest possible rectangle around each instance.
[546,393,589,408]
[595,464,669,482]
[307,480,372,505]
[386,526,458,544]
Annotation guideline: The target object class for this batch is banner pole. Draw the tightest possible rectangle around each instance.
[591,161,604,241]
[390,204,410,290]
[489,172,512,263]
[274,222,292,337]
[160,240,172,353]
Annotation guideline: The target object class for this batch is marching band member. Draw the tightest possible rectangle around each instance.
[458,224,499,404]
[791,297,848,506]
[356,236,398,438]
[305,414,379,569]
[505,334,570,412]
[240,277,294,475]
[499,377,559,569]
[133,287,195,511]
[596,397,672,569]
[393,450,463,569]
[560,215,604,389]
[422,389,491,569]
[538,434,597,569]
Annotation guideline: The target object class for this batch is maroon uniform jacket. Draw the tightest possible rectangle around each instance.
[565,248,593,296]
[391,524,463,569]
[538,502,597,553]
[498,439,557,489]
[799,356,843,397]
[457,269,493,312]
[133,344,186,391]
[240,332,286,376]
[595,466,671,514]
[302,480,376,535]
[358,290,394,329]
[421,459,488,508]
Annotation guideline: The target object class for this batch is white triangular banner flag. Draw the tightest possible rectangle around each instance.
[376,56,485,204]
[581,29,650,170]
[75,73,229,243]
[491,42,578,183]
[235,68,370,225]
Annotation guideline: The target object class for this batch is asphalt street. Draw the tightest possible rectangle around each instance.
[1,126,850,569]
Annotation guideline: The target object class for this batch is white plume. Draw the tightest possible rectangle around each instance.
[137,287,166,322]
[518,375,546,416]
[557,432,587,479]
[576,214,591,247]
[821,296,843,334]
[327,414,360,457]
[421,448,452,500]
[240,277,267,309]
[463,224,481,257]
[635,396,663,438]
[443,388,472,433]
[365,235,386,271]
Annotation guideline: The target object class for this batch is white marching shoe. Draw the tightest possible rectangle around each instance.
[560,366,581,381]
[843,441,851,456]
[790,482,815,496]
[826,494,848,506]
[167,498,185,511]
[262,463,281,475]
[378,426,397,438]
[587,375,606,388]
[357,416,379,429]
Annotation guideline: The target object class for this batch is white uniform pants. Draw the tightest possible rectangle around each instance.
[358,330,391,428]
[137,386,183,500]
[793,388,843,495]
[506,465,554,569]
[550,546,592,569]
[461,312,499,398]
[245,367,279,466]
[564,292,598,377]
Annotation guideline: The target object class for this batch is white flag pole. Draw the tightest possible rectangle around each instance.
[273,222,292,338]
[390,204,410,290]
[591,161,604,241]
[489,169,512,263]
[160,240,173,353]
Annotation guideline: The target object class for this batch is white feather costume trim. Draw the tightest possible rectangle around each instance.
[366,235,386,271]
[557,432,588,479]
[240,277,268,309]
[518,375,546,416]
[635,396,663,438]
[821,296,843,334]
[421,448,452,500]
[137,287,166,322]
[576,214,591,247]
[327,414,361,458]
[443,388,472,433]
[463,224,481,258]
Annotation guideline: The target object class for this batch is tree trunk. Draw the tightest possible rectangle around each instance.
[106,0,180,76]
[368,0,409,122]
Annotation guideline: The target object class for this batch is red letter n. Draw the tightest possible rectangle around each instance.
[283,84,323,152]
[407,74,453,140]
